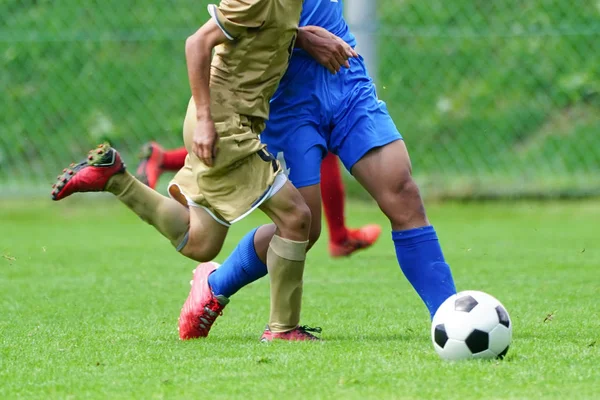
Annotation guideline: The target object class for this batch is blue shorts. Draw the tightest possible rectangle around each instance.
[261,54,402,188]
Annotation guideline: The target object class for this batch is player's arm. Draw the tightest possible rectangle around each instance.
[186,20,227,124]
[184,20,227,167]
[296,26,358,74]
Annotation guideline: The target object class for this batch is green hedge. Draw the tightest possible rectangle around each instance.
[2,0,599,197]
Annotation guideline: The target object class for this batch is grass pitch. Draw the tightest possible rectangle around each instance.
[0,198,598,399]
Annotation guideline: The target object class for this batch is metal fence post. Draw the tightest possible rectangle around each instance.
[344,0,378,84]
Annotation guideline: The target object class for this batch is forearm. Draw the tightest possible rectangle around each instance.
[295,26,317,50]
[292,26,358,74]
[185,33,214,121]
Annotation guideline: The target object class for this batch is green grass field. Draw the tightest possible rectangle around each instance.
[1,198,598,399]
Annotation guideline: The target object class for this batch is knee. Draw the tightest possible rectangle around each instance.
[390,174,421,199]
[279,201,312,241]
[378,175,426,227]
[179,231,223,262]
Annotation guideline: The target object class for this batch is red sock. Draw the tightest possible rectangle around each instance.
[320,152,349,244]
[161,147,188,171]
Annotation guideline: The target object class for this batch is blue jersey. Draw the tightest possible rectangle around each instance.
[298,0,356,49]
[262,0,402,187]
[273,0,356,98]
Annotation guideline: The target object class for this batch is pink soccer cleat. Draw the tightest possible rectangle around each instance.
[178,262,229,340]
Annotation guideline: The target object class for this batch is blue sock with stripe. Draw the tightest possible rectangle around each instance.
[208,228,268,298]
[392,226,457,318]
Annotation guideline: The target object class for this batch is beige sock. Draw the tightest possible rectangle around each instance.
[106,172,190,249]
[266,235,309,333]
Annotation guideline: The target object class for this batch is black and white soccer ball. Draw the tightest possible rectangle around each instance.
[431,290,512,361]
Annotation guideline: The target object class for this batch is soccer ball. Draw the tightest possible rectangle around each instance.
[431,290,512,361]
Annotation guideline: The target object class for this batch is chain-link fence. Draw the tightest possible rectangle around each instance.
[2,0,599,198]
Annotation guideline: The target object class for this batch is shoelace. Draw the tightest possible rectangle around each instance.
[298,325,323,337]
[196,299,224,331]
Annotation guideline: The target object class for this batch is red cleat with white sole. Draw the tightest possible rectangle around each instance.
[178,262,229,340]
[329,224,382,257]
[135,142,164,190]
[260,325,322,342]
[50,143,126,201]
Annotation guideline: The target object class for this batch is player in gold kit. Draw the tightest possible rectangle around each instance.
[51,0,331,342]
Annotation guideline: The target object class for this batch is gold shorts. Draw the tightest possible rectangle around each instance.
[169,98,282,224]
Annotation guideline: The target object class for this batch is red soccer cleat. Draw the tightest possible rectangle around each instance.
[260,325,322,342]
[178,262,229,340]
[329,224,382,258]
[135,142,164,190]
[50,143,126,201]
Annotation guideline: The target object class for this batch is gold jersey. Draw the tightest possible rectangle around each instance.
[207,0,304,120]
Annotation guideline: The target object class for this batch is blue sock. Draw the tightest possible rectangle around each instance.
[392,226,457,318]
[208,228,268,298]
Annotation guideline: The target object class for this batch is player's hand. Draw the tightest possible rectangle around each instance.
[192,118,219,167]
[298,26,358,74]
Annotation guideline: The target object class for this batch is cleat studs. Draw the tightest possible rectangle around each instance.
[88,155,93,160]
[68,170,74,175]
[69,163,75,167]
[62,168,67,173]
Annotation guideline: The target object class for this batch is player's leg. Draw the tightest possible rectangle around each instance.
[205,113,320,340]
[162,147,188,170]
[136,143,188,189]
[320,152,382,257]
[352,141,426,229]
[350,140,456,318]
[320,152,347,245]
[51,144,227,260]
[191,176,319,341]
[258,180,322,341]
[178,206,232,340]
[52,144,233,341]
[332,59,456,318]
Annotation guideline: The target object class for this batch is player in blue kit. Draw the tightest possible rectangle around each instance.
[182,0,458,339]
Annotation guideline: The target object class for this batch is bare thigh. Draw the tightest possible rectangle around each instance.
[180,205,229,262]
[259,181,311,242]
[351,140,429,230]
